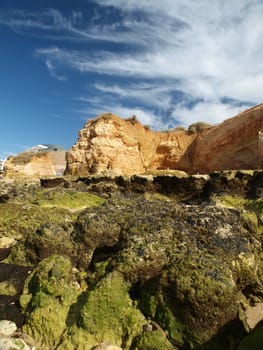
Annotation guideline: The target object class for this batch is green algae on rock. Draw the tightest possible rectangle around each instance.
[30,188,105,211]
[20,255,85,349]
[133,329,175,350]
[2,173,263,349]
[71,272,145,349]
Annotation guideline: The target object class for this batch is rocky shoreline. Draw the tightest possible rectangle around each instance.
[1,171,263,349]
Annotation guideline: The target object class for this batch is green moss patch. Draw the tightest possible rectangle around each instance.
[0,203,73,240]
[216,195,263,233]
[134,329,175,350]
[21,255,84,349]
[78,272,145,348]
[31,189,105,211]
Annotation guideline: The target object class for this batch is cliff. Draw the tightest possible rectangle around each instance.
[191,103,263,172]
[66,104,263,176]
[4,151,66,179]
[65,114,196,176]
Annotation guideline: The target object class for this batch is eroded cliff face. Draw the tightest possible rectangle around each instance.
[66,104,263,176]
[4,151,66,179]
[65,114,196,176]
[191,104,263,173]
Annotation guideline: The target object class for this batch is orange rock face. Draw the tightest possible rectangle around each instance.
[65,114,195,176]
[4,151,66,179]
[66,104,263,176]
[191,104,263,173]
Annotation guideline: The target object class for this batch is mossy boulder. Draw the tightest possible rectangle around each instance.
[20,255,85,349]
[0,203,74,265]
[133,329,175,349]
[24,222,75,265]
[2,175,263,349]
[92,198,262,348]
[59,272,145,349]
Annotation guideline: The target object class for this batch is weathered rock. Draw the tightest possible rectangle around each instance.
[0,237,16,249]
[92,344,123,350]
[1,174,263,349]
[0,320,32,350]
[66,104,263,176]
[20,255,85,349]
[0,337,31,350]
[243,303,263,331]
[4,150,65,179]
[191,104,263,173]
[0,237,17,261]
[65,113,195,176]
[0,320,17,336]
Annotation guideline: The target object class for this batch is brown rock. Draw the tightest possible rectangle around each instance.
[244,303,263,330]
[4,151,66,179]
[66,104,263,176]
[65,113,195,176]
[191,103,263,173]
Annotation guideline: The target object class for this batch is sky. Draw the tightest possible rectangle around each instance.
[0,0,263,159]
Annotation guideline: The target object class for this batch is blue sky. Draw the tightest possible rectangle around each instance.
[0,0,263,159]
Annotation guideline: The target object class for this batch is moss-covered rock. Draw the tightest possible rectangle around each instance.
[24,222,75,265]
[0,203,72,241]
[60,272,145,349]
[30,188,105,211]
[133,329,175,350]
[2,174,263,349]
[20,255,85,349]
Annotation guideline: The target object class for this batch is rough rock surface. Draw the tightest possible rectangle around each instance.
[65,114,195,176]
[0,320,17,336]
[4,151,65,179]
[0,320,33,350]
[191,103,263,173]
[1,173,263,349]
[66,104,263,176]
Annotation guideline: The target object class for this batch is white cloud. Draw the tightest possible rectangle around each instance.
[105,106,155,126]
[2,1,262,126]
[172,101,252,127]
[94,83,173,109]
[76,100,157,126]
[34,0,263,111]
[0,9,68,32]
[45,59,66,81]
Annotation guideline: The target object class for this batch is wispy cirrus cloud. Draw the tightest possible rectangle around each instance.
[0,9,70,33]
[45,59,66,81]
[1,1,263,128]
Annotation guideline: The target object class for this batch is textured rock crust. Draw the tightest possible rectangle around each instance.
[1,172,263,349]
[66,104,263,176]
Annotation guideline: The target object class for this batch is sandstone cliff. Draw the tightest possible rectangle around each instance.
[65,114,196,176]
[66,104,263,176]
[191,103,263,173]
[4,151,66,179]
